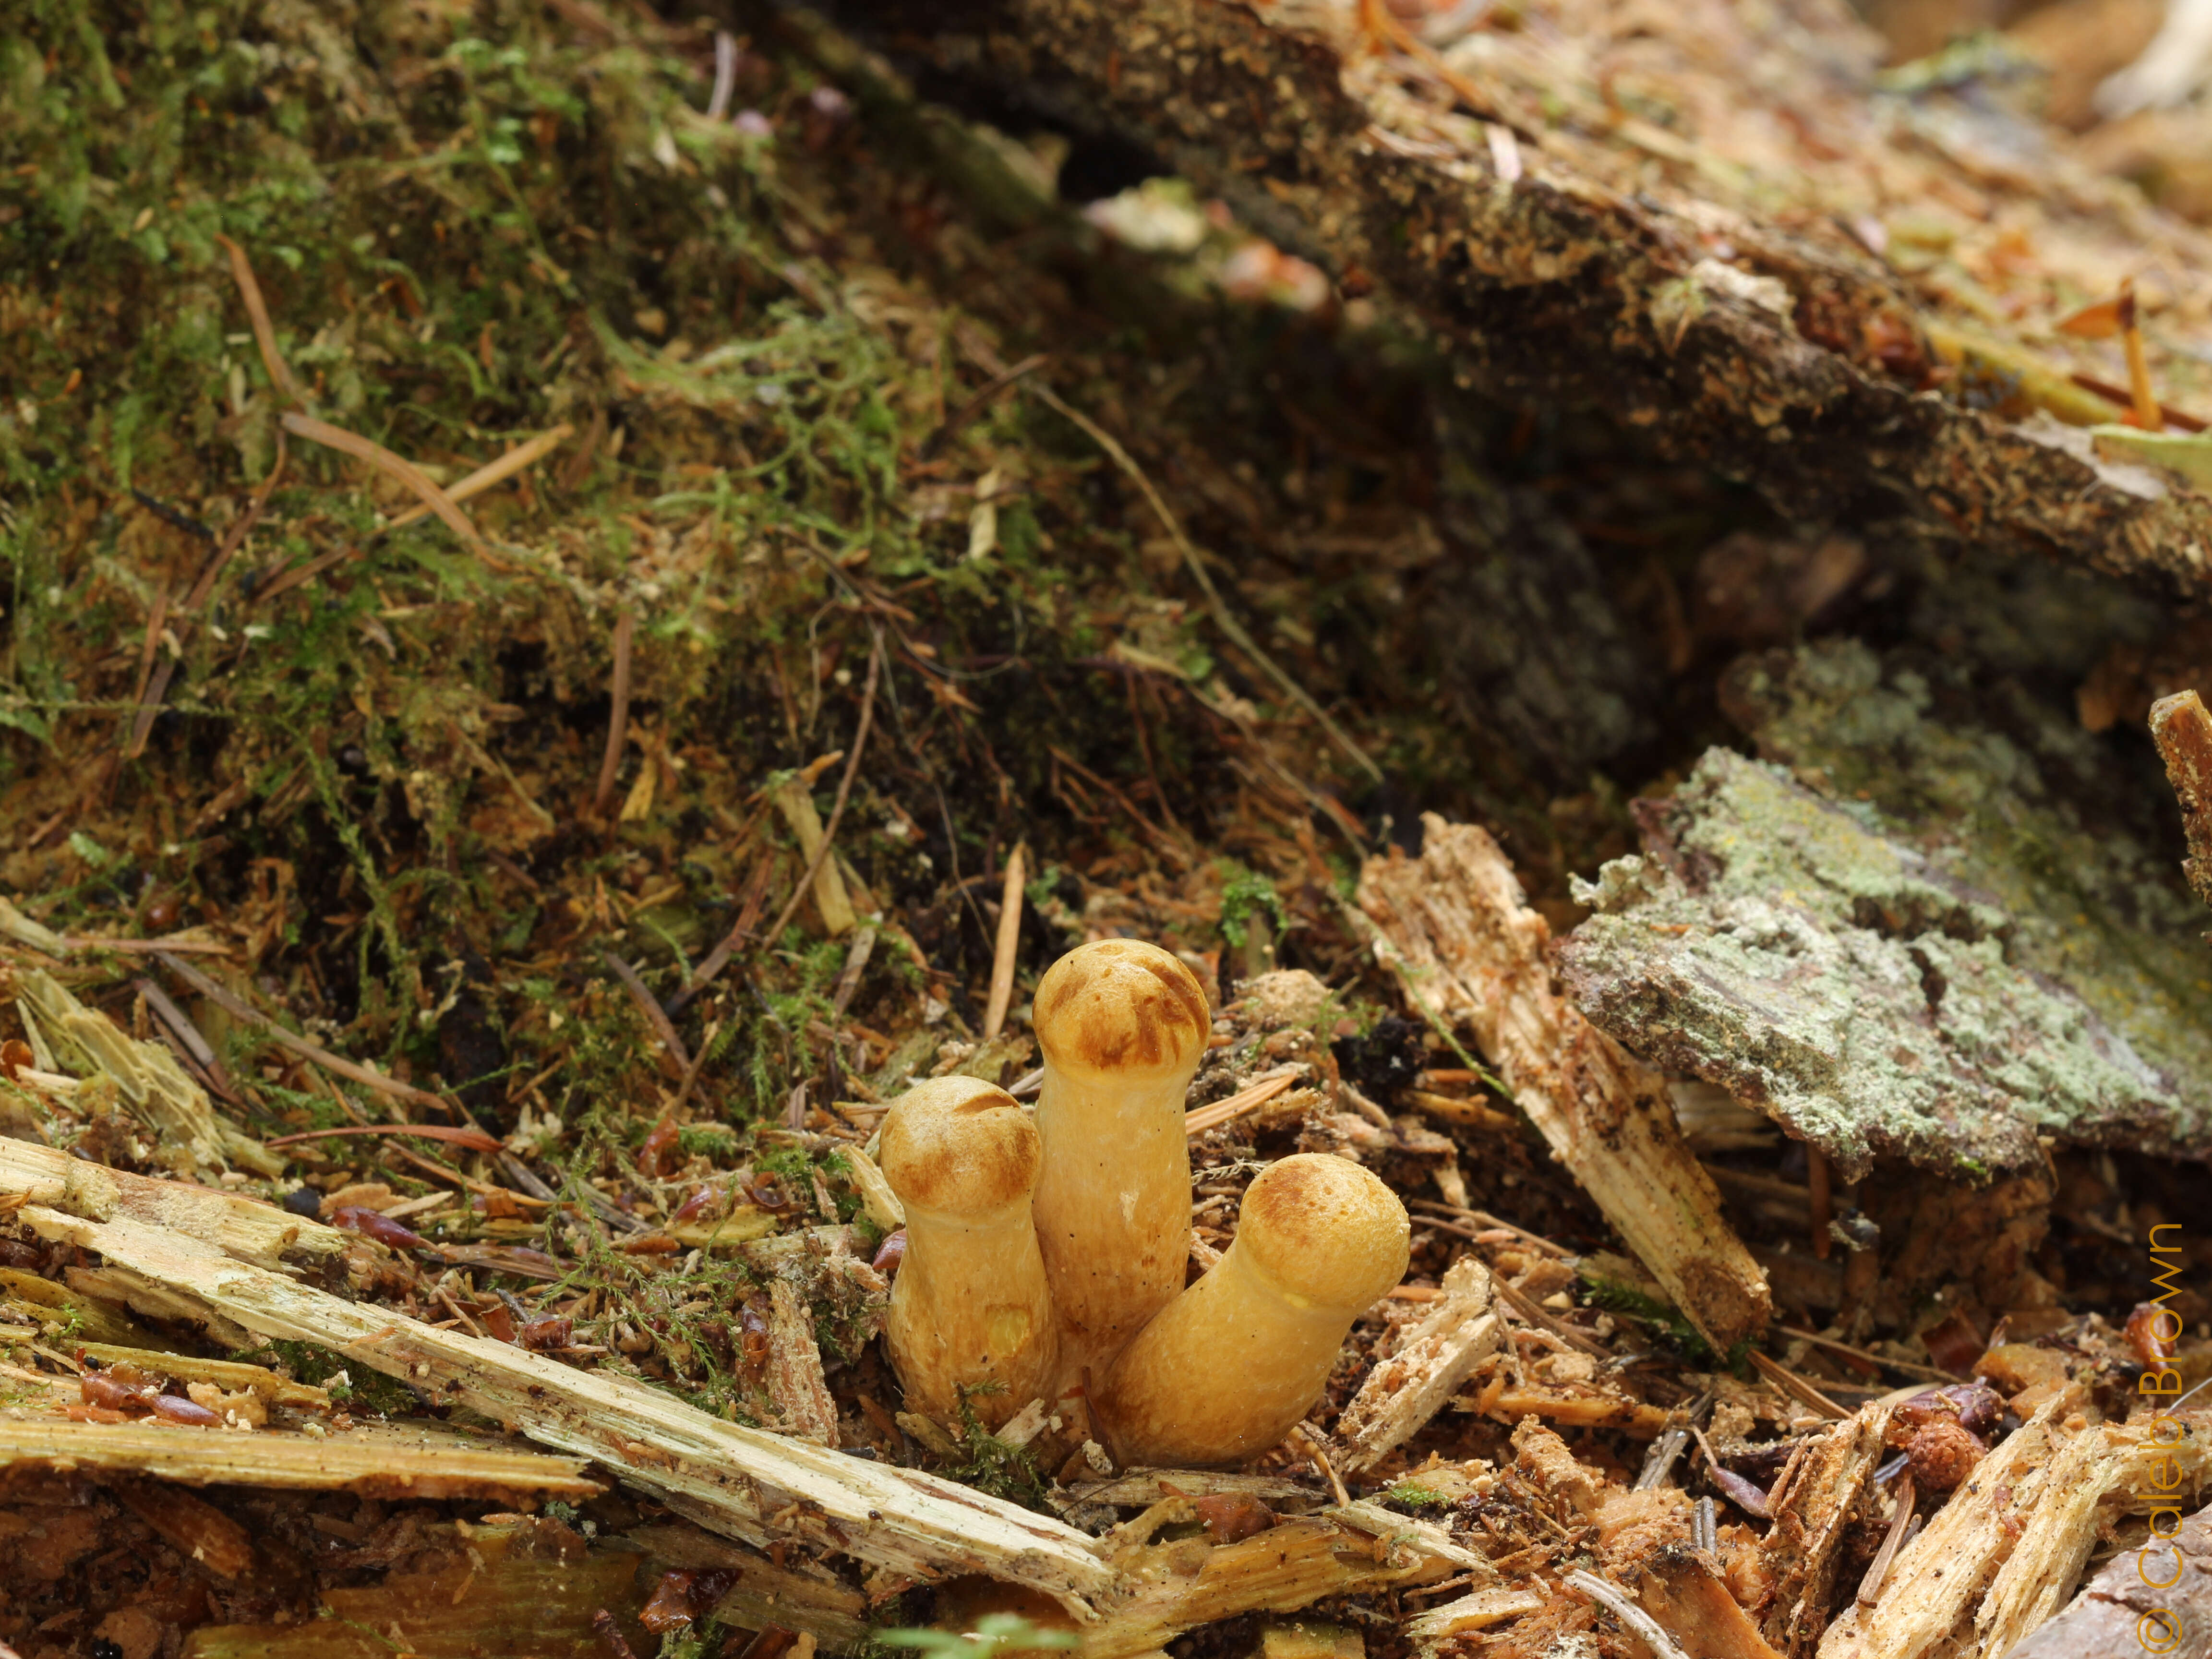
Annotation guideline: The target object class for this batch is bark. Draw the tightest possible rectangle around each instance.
[799,0,2212,597]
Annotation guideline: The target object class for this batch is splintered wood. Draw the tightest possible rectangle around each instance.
[4,1164,1113,1607]
[1082,1503,1486,1659]
[0,1419,602,1503]
[10,971,279,1180]
[0,1135,351,1273]
[1334,1256,1500,1474]
[1757,1406,1892,1659]
[1356,816,1770,1350]
[1819,1405,2212,1659]
[2007,1500,2212,1659]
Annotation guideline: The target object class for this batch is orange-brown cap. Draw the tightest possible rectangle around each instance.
[1032,939,1209,1081]
[878,1076,1040,1215]
[1236,1154,1409,1310]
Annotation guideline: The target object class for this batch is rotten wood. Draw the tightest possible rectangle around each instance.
[1355,815,1769,1351]
[2006,1499,2212,1659]
[0,1418,601,1503]
[7,1198,1116,1606]
[1334,1255,1501,1474]
[1817,1406,2212,1659]
[2152,687,2212,914]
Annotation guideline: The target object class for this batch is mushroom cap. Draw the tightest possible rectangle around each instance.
[1235,1153,1409,1311]
[1033,939,1210,1081]
[879,1075,1040,1215]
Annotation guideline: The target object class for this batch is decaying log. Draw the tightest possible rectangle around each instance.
[1817,1407,2212,1659]
[1756,1405,1891,1659]
[0,1135,350,1273]
[0,1418,604,1503]
[1334,1255,1500,1473]
[2006,1500,2212,1659]
[1557,742,2212,1182]
[11,971,278,1179]
[10,1197,1116,1606]
[181,1518,649,1658]
[1356,817,1770,1351]
[824,0,2212,597]
[1082,1503,1485,1659]
[630,1523,874,1649]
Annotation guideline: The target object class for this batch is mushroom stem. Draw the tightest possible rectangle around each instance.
[879,1076,1058,1431]
[1096,1153,1410,1469]
[1029,939,1212,1382]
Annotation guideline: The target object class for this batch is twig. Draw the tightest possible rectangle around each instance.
[131,431,291,757]
[708,30,738,120]
[1404,1198,1569,1257]
[1046,744,1189,864]
[132,977,240,1101]
[1747,1350,1850,1420]
[1125,671,1184,838]
[385,423,572,529]
[1855,1471,1915,1608]
[1287,1424,1350,1506]
[665,1021,720,1118]
[262,1124,505,1153]
[127,575,170,740]
[1565,1571,1694,1659]
[982,842,1025,1040]
[673,833,777,1013]
[1027,382,1381,785]
[758,632,882,949]
[1490,1271,1609,1358]
[153,950,448,1116]
[214,234,301,406]
[604,953,691,1077]
[593,610,635,816]
[1184,1071,1300,1136]
[1776,1324,1958,1383]
[1808,1144,1831,1260]
[248,542,355,610]
[923,352,1047,459]
[2120,277,2163,432]
[280,411,493,554]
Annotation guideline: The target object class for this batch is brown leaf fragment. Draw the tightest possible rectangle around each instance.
[1638,1552,1788,1659]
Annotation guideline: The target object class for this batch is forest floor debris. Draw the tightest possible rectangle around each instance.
[2,0,2211,1655]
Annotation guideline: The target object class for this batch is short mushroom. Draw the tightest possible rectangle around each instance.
[1029,938,1211,1380]
[1095,1152,1410,1468]
[878,1075,1058,1431]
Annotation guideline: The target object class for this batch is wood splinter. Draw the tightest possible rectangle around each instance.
[1353,816,1771,1352]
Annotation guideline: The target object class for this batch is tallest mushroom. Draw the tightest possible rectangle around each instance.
[1030,939,1211,1383]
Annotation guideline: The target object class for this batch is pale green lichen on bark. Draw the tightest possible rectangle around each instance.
[1558,641,2212,1182]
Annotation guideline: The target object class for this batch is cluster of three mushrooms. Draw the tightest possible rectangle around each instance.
[880,939,1410,1467]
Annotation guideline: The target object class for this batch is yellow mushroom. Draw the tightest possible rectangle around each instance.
[1096,1153,1409,1468]
[878,1075,1058,1431]
[1029,938,1212,1382]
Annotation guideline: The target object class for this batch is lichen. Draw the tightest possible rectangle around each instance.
[1558,657,2212,1181]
